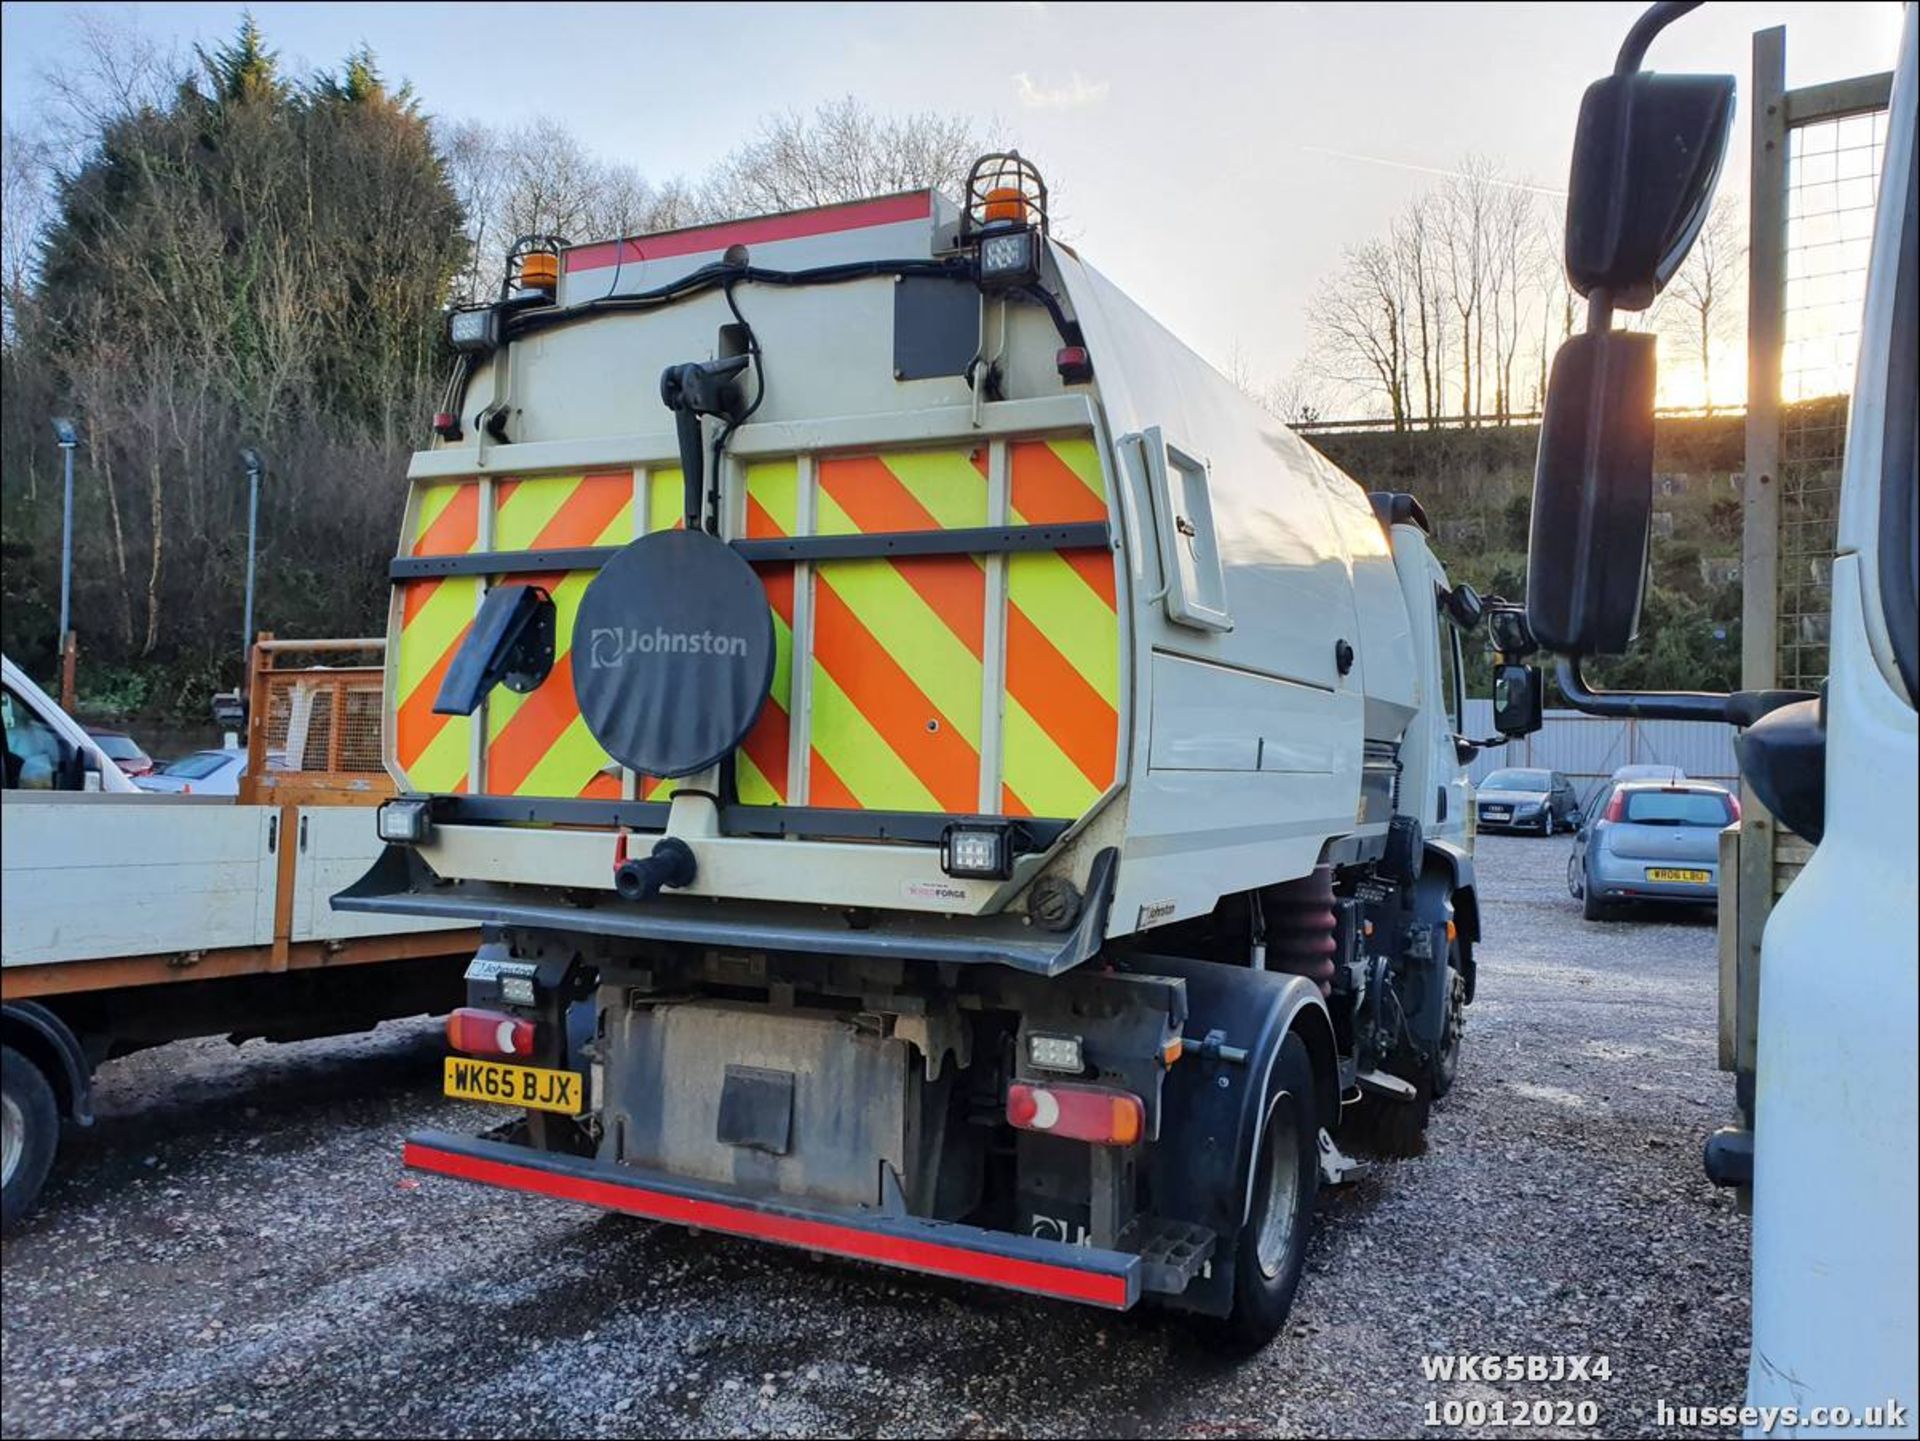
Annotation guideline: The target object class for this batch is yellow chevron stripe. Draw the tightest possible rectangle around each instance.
[813,564,982,751]
[736,748,777,807]
[646,468,684,533]
[808,667,940,810]
[1006,551,1120,707]
[745,459,799,535]
[1002,693,1102,817]
[514,711,611,798]
[493,474,579,551]
[878,448,988,529]
[1049,436,1106,498]
[396,577,477,704]
[407,706,471,792]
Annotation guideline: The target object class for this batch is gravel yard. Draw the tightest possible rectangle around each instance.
[1,835,1749,1439]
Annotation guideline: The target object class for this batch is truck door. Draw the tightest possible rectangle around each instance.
[1428,569,1472,842]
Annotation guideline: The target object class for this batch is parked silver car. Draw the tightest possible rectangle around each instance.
[1567,780,1738,920]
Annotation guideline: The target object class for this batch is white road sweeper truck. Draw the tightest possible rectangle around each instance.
[340,155,1544,1339]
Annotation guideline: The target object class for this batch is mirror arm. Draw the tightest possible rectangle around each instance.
[1614,0,1701,76]
[1556,654,1733,722]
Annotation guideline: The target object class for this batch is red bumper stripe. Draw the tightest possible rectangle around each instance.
[403,1139,1130,1309]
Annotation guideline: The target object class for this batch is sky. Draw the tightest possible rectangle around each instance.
[1,1,1906,402]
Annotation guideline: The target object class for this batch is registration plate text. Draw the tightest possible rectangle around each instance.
[444,1057,584,1114]
[1645,867,1711,884]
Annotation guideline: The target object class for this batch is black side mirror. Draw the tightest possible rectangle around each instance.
[1566,70,1736,309]
[54,735,87,792]
[1494,663,1545,738]
[1443,582,1484,630]
[1526,330,1656,655]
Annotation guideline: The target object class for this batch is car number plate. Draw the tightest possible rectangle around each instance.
[443,1057,584,1114]
[1645,867,1711,884]
[1485,808,1511,818]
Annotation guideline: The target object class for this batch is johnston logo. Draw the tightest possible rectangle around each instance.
[588,626,751,669]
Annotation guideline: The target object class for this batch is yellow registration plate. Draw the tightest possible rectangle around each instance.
[444,1056,585,1114]
[1645,867,1712,884]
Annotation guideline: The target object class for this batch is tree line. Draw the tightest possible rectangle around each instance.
[0,14,997,712]
[1285,158,1743,428]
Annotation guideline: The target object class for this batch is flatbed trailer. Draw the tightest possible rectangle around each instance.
[1,640,478,1227]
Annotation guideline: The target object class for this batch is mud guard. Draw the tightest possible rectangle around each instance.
[1423,838,1478,1003]
[1,1001,93,1126]
[1129,956,1334,1317]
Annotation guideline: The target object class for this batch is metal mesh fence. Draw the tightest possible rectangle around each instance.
[262,672,385,773]
[1777,107,1889,690]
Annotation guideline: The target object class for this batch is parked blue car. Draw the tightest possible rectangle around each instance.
[1567,779,1738,921]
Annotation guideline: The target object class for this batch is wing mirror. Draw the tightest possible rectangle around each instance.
[1566,69,1735,309]
[1493,663,1545,738]
[1442,582,1484,630]
[1526,330,1657,655]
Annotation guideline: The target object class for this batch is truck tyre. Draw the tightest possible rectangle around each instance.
[1223,1032,1320,1346]
[2,1045,59,1231]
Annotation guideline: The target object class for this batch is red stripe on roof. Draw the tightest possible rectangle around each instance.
[404,1139,1131,1308]
[564,191,934,274]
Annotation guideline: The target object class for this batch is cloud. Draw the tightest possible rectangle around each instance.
[1013,71,1110,111]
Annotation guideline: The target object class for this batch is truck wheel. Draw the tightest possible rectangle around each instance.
[2,1045,59,1231]
[1223,1032,1320,1346]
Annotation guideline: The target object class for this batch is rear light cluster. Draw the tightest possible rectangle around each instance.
[1603,791,1627,822]
[447,1007,536,1059]
[1006,1082,1143,1146]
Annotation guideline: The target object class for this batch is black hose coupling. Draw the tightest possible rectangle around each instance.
[613,837,697,903]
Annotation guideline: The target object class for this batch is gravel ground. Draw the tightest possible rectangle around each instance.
[1,835,1749,1439]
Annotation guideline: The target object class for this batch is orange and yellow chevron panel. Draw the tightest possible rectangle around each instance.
[393,481,481,794]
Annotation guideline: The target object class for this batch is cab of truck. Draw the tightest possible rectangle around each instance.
[1,656,136,794]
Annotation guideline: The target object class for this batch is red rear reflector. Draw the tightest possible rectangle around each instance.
[1604,791,1626,822]
[1056,345,1094,383]
[1007,1082,1144,1146]
[447,1007,536,1059]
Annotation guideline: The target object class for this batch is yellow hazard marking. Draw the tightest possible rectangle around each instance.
[877,448,989,529]
[808,667,940,811]
[745,459,799,536]
[812,556,983,750]
[1007,551,1119,707]
[646,468,684,533]
[1001,695,1102,817]
[412,483,465,546]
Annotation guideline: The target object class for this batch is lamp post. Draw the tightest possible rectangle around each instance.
[240,448,265,667]
[51,417,77,649]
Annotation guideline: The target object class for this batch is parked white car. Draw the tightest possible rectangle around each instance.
[135,747,248,796]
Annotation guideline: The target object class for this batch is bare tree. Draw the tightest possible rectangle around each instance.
[1394,196,1448,426]
[1307,238,1413,428]
[699,97,1001,219]
[1656,194,1744,413]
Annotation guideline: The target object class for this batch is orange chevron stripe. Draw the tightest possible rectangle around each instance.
[808,749,861,809]
[1003,604,1117,790]
[1061,550,1117,609]
[395,619,470,768]
[745,492,787,540]
[1001,785,1034,817]
[485,650,584,796]
[1010,441,1105,524]
[531,472,632,550]
[413,484,480,557]
[818,457,985,658]
[739,703,789,800]
[811,580,978,812]
[580,772,621,799]
[402,577,439,627]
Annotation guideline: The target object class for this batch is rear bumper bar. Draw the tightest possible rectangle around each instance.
[404,1130,1141,1310]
